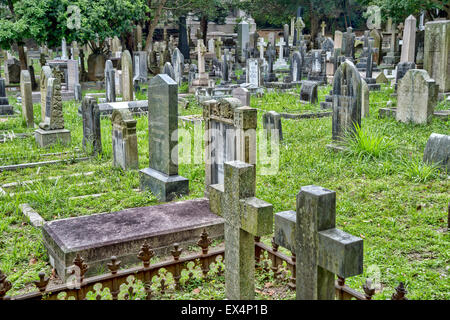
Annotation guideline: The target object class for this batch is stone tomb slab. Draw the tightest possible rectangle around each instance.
[42,198,225,280]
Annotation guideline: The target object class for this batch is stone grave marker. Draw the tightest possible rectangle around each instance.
[4,58,21,84]
[112,109,139,170]
[178,16,190,59]
[361,79,370,117]
[396,69,437,124]
[203,98,257,188]
[191,40,209,88]
[331,60,362,142]
[105,60,116,103]
[262,111,283,141]
[82,96,102,155]
[274,185,364,299]
[307,50,327,84]
[163,62,176,82]
[290,51,303,82]
[300,80,318,104]
[238,21,250,62]
[424,20,450,94]
[395,62,416,91]
[0,78,13,115]
[232,87,250,106]
[268,32,275,48]
[133,51,148,84]
[274,37,289,70]
[208,161,273,299]
[20,70,34,128]
[423,133,450,171]
[400,15,417,63]
[66,59,79,91]
[121,50,134,101]
[342,27,355,60]
[139,74,189,201]
[40,66,53,121]
[246,58,262,87]
[171,48,184,86]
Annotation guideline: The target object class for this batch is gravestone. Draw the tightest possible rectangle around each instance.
[133,51,148,84]
[262,111,283,141]
[163,62,176,82]
[112,109,139,170]
[274,37,289,70]
[361,79,370,117]
[139,74,189,201]
[20,70,34,128]
[203,98,257,188]
[268,32,275,48]
[35,71,71,147]
[121,50,134,101]
[290,51,303,82]
[4,58,21,84]
[307,50,327,84]
[376,72,389,84]
[171,48,184,86]
[191,40,209,88]
[300,80,319,104]
[395,62,416,91]
[208,161,273,299]
[40,66,53,121]
[66,59,79,91]
[215,37,223,61]
[221,49,231,83]
[342,27,355,60]
[105,60,116,103]
[400,15,416,63]
[274,185,363,300]
[238,21,250,62]
[370,29,383,65]
[115,69,122,96]
[246,58,262,87]
[74,83,82,102]
[264,43,277,82]
[423,133,450,171]
[396,69,437,124]
[232,87,250,106]
[424,20,450,93]
[331,60,362,142]
[178,16,190,59]
[382,23,400,66]
[0,78,13,115]
[28,65,38,91]
[82,96,102,155]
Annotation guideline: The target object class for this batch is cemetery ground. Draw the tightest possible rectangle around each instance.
[0,84,449,300]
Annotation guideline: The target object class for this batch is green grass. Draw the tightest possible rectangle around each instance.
[0,83,449,299]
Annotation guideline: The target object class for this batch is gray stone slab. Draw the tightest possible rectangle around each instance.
[34,128,71,148]
[423,133,450,171]
[42,198,225,280]
[139,167,189,202]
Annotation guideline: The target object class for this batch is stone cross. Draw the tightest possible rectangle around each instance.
[295,17,305,42]
[276,37,286,61]
[214,37,223,60]
[257,37,266,61]
[321,21,326,36]
[274,185,364,299]
[39,66,52,121]
[208,161,273,300]
[266,43,276,74]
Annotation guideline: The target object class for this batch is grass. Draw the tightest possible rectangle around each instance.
[0,81,449,300]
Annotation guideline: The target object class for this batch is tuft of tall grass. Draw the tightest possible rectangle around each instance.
[344,123,394,160]
[400,156,441,183]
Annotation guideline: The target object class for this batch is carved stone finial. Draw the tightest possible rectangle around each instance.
[138,241,154,268]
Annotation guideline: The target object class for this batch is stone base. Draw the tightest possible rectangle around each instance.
[34,128,71,148]
[0,105,14,115]
[139,167,189,202]
[42,198,225,280]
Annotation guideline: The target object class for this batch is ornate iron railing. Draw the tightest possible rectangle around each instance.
[0,230,407,300]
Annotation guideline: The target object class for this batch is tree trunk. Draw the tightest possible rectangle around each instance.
[144,0,167,51]
[309,1,318,48]
[17,44,28,70]
[200,15,208,45]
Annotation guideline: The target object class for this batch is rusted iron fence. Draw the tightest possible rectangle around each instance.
[0,230,407,300]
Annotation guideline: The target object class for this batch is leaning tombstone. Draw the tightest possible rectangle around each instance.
[111,109,139,170]
[208,161,273,299]
[423,133,450,172]
[299,80,318,104]
[40,66,52,121]
[20,70,34,128]
[35,71,71,147]
[0,78,13,115]
[121,50,134,101]
[330,60,362,144]
[274,185,364,300]
[82,96,102,155]
[139,74,189,201]
[396,69,437,124]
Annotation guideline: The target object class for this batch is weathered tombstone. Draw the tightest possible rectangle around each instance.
[28,65,38,91]
[66,59,79,91]
[400,15,417,63]
[39,66,52,121]
[203,98,257,188]
[115,69,122,96]
[331,60,362,142]
[35,72,71,147]
[215,37,223,61]
[361,79,370,117]
[290,51,303,82]
[238,21,250,62]
[396,69,437,124]
[423,133,450,171]
[307,50,327,84]
[232,87,250,106]
[299,80,319,104]
[274,37,289,70]
[4,58,21,84]
[178,16,190,59]
[376,72,389,84]
[139,74,189,201]
[162,62,176,82]
[121,50,134,101]
[262,111,282,141]
[112,109,139,170]
[133,51,148,84]
[342,27,355,60]
[268,32,275,48]
[424,20,450,94]
[208,38,215,55]
[105,60,116,103]
[171,48,184,86]
[221,49,230,83]
[20,70,34,127]
[0,78,13,115]
[208,161,273,299]
[246,58,262,87]
[81,96,102,155]
[191,40,209,87]
[264,43,277,82]
[274,185,363,300]
[334,31,343,49]
[382,23,400,66]
[74,83,82,102]
[370,29,383,65]
[395,62,416,90]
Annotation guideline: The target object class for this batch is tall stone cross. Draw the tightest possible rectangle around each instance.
[321,21,327,36]
[214,37,223,60]
[276,37,286,61]
[257,37,266,61]
[295,17,305,43]
[208,161,273,300]
[196,39,207,74]
[274,185,364,300]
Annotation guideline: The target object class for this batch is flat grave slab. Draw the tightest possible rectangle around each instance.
[42,198,225,280]
[97,100,148,115]
[378,107,449,121]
